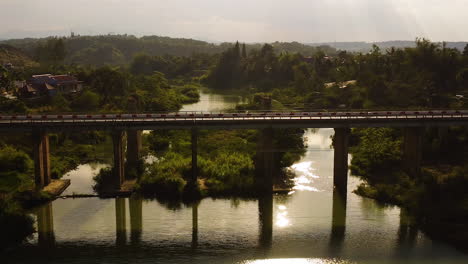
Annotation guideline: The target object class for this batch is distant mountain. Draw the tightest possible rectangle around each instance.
[308,41,468,53]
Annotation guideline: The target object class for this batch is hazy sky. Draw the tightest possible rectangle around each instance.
[1,0,468,42]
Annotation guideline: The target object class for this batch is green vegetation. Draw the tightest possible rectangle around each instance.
[205,39,468,110]
[1,35,336,66]
[349,127,468,251]
[139,123,305,199]
[0,200,35,251]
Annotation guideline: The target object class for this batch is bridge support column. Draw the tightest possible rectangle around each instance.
[127,130,142,177]
[112,131,126,187]
[333,128,350,194]
[33,131,51,189]
[191,127,198,182]
[256,127,274,194]
[403,127,423,177]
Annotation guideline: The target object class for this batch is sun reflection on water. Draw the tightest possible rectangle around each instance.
[291,161,321,192]
[275,205,290,228]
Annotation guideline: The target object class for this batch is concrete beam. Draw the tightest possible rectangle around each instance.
[333,128,350,194]
[403,127,423,177]
[112,131,126,186]
[33,131,51,189]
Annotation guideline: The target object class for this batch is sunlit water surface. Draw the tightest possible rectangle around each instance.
[5,91,468,264]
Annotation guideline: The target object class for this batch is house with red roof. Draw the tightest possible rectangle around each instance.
[19,74,83,98]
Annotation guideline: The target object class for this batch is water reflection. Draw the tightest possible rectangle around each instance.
[275,205,290,228]
[36,203,55,248]
[8,128,468,264]
[292,161,321,192]
[115,198,126,246]
[329,190,347,256]
[129,197,143,245]
[259,195,273,249]
[396,209,418,256]
[192,201,199,249]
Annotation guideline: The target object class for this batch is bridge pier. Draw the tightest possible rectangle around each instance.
[33,130,51,189]
[112,131,126,187]
[191,127,198,182]
[333,128,350,194]
[256,127,274,194]
[127,130,142,176]
[403,127,423,177]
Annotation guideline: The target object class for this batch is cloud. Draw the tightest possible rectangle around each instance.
[1,0,467,41]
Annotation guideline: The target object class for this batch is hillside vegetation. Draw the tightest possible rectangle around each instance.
[0,44,38,68]
[1,35,336,66]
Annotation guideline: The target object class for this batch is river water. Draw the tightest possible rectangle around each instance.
[5,90,468,263]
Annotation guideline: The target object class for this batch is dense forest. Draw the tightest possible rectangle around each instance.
[204,39,468,109]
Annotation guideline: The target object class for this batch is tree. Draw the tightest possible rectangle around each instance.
[89,67,128,103]
[35,37,66,65]
[71,90,100,111]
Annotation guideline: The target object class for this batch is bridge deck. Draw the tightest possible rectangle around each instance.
[0,111,467,131]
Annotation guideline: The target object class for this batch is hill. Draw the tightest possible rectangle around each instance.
[0,35,336,66]
[0,44,38,67]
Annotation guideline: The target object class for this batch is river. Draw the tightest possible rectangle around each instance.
[5,90,468,264]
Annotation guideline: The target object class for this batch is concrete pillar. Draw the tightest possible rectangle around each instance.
[115,198,127,246]
[191,127,198,182]
[112,131,126,187]
[258,194,273,249]
[127,130,142,174]
[256,127,274,194]
[37,203,55,248]
[403,127,423,177]
[333,128,350,194]
[129,197,142,245]
[33,131,51,189]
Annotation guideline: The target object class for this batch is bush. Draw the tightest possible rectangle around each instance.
[200,153,255,195]
[138,152,189,197]
[0,200,35,250]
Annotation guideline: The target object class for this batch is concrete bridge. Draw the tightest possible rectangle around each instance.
[1,110,467,194]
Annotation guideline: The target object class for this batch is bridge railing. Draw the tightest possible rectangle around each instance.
[0,110,467,124]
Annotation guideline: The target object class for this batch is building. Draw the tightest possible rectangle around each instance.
[20,74,83,98]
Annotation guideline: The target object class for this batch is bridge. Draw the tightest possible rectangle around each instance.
[1,110,467,194]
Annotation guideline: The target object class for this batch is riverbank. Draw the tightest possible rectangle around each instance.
[349,127,468,253]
